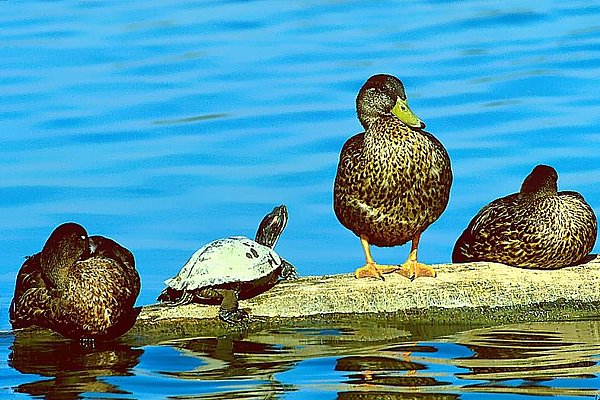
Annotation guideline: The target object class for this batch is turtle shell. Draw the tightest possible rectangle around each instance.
[164,236,283,291]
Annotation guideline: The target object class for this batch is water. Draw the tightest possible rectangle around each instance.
[2,320,600,399]
[1,0,600,398]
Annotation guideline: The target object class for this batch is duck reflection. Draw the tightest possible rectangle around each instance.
[334,347,455,400]
[452,323,600,396]
[457,329,598,380]
[8,330,142,399]
[335,354,451,388]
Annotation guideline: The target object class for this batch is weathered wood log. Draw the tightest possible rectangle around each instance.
[131,256,600,340]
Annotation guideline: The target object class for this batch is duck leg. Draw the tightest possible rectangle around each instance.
[354,236,400,279]
[396,234,437,280]
[217,289,249,325]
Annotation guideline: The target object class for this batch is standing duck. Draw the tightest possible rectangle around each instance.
[10,222,141,340]
[453,165,597,269]
[334,74,453,280]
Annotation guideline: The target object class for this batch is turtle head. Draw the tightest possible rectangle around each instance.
[356,74,425,130]
[520,165,558,196]
[254,204,288,248]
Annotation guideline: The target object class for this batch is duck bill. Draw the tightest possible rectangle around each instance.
[391,97,425,129]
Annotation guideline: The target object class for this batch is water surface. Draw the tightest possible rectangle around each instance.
[1,0,600,398]
[2,320,600,399]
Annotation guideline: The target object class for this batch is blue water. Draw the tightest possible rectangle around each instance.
[3,321,600,399]
[1,0,600,398]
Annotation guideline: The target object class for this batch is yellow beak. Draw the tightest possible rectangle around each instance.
[391,97,424,129]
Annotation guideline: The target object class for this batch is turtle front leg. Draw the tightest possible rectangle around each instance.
[280,259,298,280]
[395,234,437,280]
[217,289,248,325]
[354,236,400,280]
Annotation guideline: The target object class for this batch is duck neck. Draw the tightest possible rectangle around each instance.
[40,244,83,290]
[520,188,556,200]
[360,113,395,132]
[362,116,407,161]
[520,178,558,198]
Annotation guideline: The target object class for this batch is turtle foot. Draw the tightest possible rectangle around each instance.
[280,259,298,280]
[218,308,249,325]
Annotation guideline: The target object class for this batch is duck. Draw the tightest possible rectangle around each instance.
[452,165,597,269]
[9,222,141,341]
[333,74,453,280]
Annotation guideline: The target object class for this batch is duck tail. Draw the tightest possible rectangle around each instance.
[101,306,142,340]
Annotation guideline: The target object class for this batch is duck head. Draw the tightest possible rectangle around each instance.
[356,74,425,130]
[40,222,89,287]
[255,205,288,248]
[520,165,559,197]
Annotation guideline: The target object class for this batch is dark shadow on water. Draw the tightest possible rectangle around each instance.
[160,335,297,399]
[153,113,229,125]
[451,322,600,397]
[337,391,459,400]
[8,329,143,400]
[335,354,453,398]
[164,335,297,380]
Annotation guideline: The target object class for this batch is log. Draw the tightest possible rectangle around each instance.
[130,256,600,341]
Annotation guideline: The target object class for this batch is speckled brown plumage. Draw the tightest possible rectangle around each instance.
[452,165,597,269]
[335,120,452,247]
[333,74,452,278]
[10,223,141,340]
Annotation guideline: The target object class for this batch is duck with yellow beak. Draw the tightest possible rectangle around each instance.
[334,74,452,280]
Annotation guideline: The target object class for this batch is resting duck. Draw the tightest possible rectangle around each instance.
[453,165,597,269]
[334,74,453,280]
[10,222,141,340]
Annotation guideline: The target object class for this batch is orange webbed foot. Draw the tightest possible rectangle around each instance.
[396,260,437,280]
[354,262,399,280]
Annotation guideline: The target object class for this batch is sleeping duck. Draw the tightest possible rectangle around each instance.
[10,222,141,340]
[334,74,453,280]
[453,165,597,269]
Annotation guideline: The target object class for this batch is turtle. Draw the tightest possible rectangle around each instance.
[9,222,141,341]
[453,165,597,269]
[157,204,297,324]
[334,74,452,280]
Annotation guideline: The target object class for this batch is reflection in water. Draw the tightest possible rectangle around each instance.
[7,321,600,399]
[450,322,600,397]
[337,392,459,400]
[167,336,296,380]
[335,351,453,399]
[8,330,143,399]
[162,336,296,399]
[336,355,427,373]
[160,324,415,399]
[148,322,600,398]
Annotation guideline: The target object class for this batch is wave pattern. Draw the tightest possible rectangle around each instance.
[1,0,599,310]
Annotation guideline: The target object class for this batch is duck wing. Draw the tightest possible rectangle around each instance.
[9,253,51,329]
[452,194,520,263]
[89,235,140,304]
